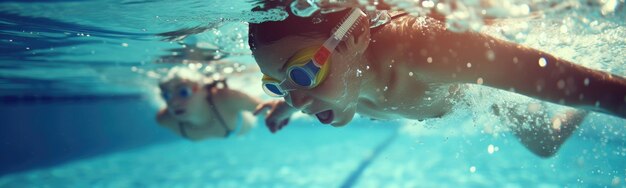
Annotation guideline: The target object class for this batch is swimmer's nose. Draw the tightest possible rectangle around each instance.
[287,92,313,111]
[168,98,187,107]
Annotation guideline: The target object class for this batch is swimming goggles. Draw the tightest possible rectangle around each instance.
[161,85,196,101]
[261,8,366,97]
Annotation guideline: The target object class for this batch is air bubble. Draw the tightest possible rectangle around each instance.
[601,0,619,16]
[557,80,565,89]
[486,50,495,61]
[223,67,234,74]
[487,144,495,154]
[421,0,435,8]
[552,118,562,130]
[560,25,568,34]
[538,57,547,67]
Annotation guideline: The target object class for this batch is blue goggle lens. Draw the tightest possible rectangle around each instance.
[161,92,171,101]
[264,83,284,96]
[289,67,313,87]
[179,87,192,98]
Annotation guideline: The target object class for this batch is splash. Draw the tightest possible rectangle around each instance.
[285,0,623,32]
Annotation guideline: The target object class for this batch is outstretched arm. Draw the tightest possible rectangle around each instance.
[407,19,626,118]
[219,88,297,133]
[254,100,297,133]
[222,88,263,113]
[492,102,588,157]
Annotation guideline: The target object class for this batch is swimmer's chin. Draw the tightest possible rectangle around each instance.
[330,115,354,127]
[169,108,190,120]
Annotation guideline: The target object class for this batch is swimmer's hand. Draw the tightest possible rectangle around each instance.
[254,100,297,133]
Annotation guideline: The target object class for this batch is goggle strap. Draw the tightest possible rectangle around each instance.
[315,8,365,67]
[333,8,365,41]
[265,83,285,96]
[279,77,301,90]
[313,46,331,67]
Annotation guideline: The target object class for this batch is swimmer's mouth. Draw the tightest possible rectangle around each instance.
[174,109,186,115]
[315,110,334,124]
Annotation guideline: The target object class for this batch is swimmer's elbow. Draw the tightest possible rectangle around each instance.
[530,148,558,158]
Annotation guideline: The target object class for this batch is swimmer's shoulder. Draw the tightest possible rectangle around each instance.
[378,13,446,38]
[203,84,242,113]
[215,87,257,112]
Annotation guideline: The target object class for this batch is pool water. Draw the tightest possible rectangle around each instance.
[0,0,625,187]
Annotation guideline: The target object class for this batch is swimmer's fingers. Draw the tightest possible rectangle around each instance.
[265,113,285,133]
[264,101,295,133]
[253,102,273,116]
[278,118,289,128]
[270,117,290,133]
[281,118,289,126]
[258,101,281,133]
[276,118,290,132]
[265,117,278,133]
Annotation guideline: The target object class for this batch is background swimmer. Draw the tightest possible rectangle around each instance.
[156,66,295,140]
[248,1,626,157]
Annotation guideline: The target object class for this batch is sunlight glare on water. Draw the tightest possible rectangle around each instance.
[0,0,623,121]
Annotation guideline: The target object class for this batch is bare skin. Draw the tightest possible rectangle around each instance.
[252,15,626,156]
[255,15,626,124]
[493,103,589,157]
[156,78,267,141]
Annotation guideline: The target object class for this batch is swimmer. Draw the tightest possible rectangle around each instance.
[156,66,295,141]
[248,1,626,157]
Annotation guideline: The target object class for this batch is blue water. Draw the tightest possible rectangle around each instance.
[1,0,625,187]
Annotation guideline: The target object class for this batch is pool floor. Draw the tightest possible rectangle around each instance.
[1,117,624,188]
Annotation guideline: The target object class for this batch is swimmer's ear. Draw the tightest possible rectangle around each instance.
[353,24,371,53]
[336,11,371,53]
[342,23,370,55]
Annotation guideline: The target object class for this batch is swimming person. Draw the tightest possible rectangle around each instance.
[247,1,626,157]
[156,66,295,140]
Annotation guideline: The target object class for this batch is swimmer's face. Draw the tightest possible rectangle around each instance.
[159,78,204,119]
[253,35,369,126]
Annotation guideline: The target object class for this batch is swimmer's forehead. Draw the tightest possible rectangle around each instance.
[159,78,196,90]
[254,35,325,78]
